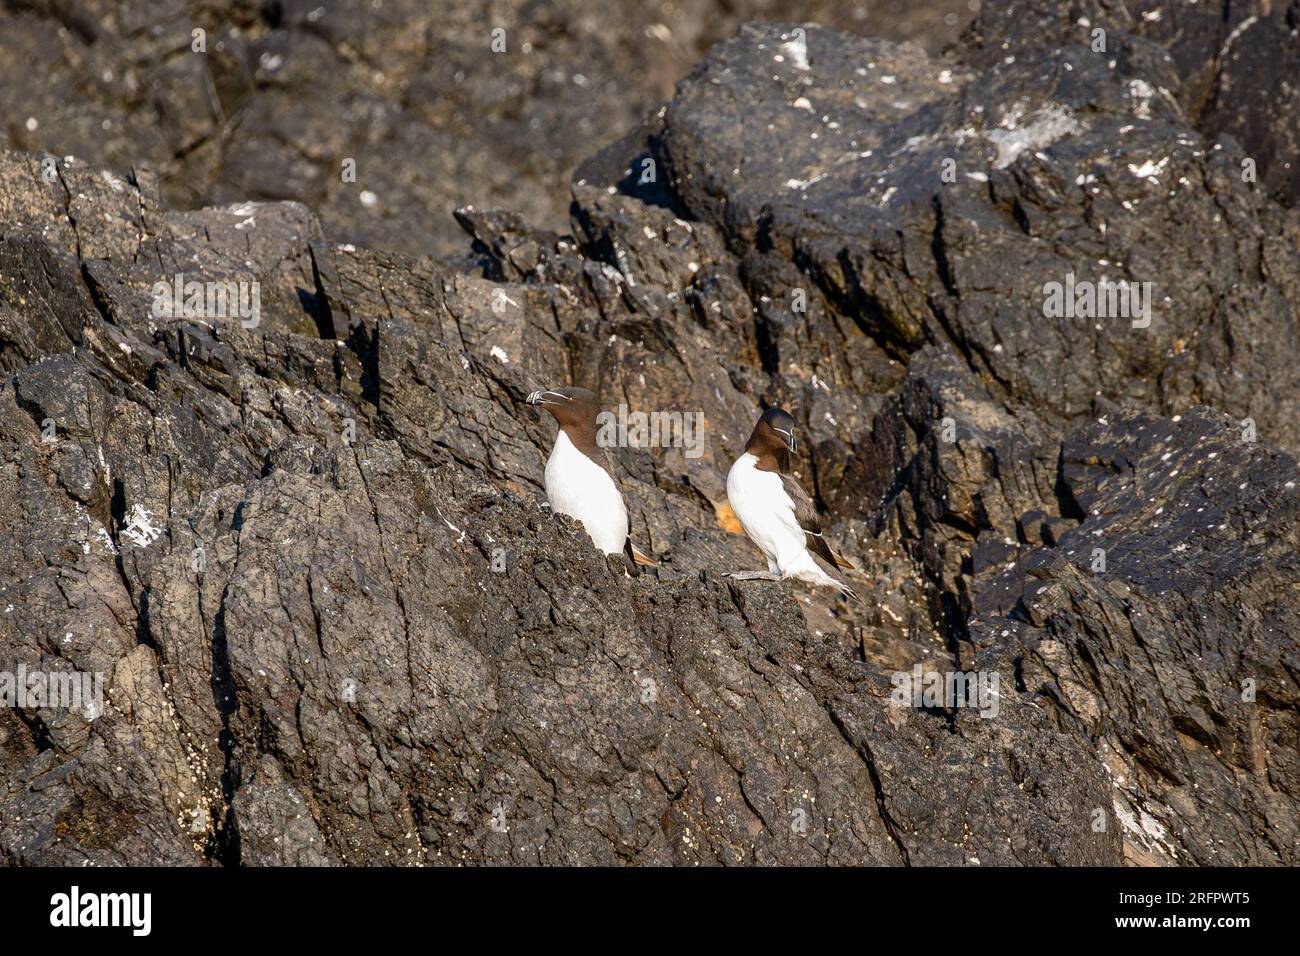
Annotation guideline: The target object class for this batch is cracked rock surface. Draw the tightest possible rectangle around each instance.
[1,0,1296,865]
[0,0,974,260]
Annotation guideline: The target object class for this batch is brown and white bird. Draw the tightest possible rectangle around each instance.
[726,407,857,598]
[527,386,654,572]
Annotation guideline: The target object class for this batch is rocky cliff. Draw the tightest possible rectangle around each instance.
[0,0,1296,865]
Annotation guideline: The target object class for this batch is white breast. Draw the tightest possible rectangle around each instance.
[726,452,833,584]
[544,430,629,555]
[726,453,803,568]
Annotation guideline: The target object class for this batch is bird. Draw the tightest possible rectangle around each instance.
[526,385,655,572]
[725,407,858,599]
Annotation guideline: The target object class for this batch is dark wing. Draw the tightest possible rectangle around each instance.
[604,450,642,576]
[622,528,641,576]
[780,473,838,568]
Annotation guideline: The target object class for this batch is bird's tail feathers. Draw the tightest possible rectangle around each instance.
[630,543,658,567]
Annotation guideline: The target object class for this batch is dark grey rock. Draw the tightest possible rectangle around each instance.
[0,0,976,260]
[0,1,1294,866]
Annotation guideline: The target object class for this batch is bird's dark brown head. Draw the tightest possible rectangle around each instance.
[745,407,797,469]
[527,386,601,449]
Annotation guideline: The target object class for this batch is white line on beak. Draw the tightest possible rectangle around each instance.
[527,389,572,406]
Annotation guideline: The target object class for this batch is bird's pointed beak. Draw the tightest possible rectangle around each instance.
[525,387,572,405]
[527,389,572,407]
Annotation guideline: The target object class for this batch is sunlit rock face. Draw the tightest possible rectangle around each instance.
[0,1,1295,866]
